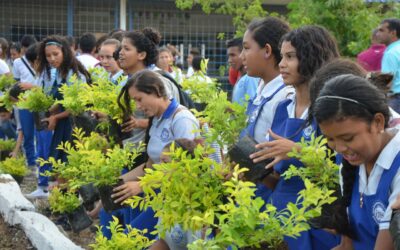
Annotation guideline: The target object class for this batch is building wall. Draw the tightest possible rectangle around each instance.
[0,0,286,77]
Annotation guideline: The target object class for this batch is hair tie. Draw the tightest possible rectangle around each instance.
[45,41,62,47]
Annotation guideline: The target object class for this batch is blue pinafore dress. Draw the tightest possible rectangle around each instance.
[240,84,285,203]
[349,152,400,250]
[44,72,73,163]
[268,99,340,250]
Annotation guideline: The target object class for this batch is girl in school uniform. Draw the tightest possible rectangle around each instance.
[112,69,199,239]
[98,38,124,85]
[238,17,292,201]
[35,36,90,163]
[93,28,180,239]
[250,25,340,249]
[313,74,398,250]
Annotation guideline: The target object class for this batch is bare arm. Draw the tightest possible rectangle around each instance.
[375,229,394,250]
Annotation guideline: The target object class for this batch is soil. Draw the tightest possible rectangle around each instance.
[18,173,96,249]
[0,215,35,250]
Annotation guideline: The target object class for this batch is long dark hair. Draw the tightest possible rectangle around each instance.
[117,70,167,118]
[313,74,390,237]
[280,25,340,85]
[36,35,90,81]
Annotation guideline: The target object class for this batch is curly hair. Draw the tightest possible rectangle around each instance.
[123,27,161,67]
[281,25,340,84]
[36,35,90,81]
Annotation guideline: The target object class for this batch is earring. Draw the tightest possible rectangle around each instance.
[380,130,384,134]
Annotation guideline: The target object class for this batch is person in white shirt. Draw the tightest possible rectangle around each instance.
[77,32,100,70]
[98,38,124,85]
[0,58,10,75]
[314,74,399,250]
[186,47,200,78]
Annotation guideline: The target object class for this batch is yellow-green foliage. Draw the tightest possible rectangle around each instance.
[90,216,155,250]
[86,67,132,124]
[48,187,80,213]
[189,176,335,249]
[196,91,247,148]
[0,139,16,151]
[128,143,230,234]
[182,58,219,104]
[0,92,14,111]
[0,74,16,91]
[0,157,28,177]
[128,142,335,249]
[17,87,55,112]
[39,127,143,189]
[56,74,90,115]
[283,134,340,190]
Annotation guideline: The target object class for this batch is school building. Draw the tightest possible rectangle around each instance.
[0,0,288,77]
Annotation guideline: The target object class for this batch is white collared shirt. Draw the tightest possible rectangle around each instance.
[254,75,293,143]
[340,128,400,230]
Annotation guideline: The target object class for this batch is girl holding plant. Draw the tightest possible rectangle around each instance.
[113,69,199,239]
[313,74,399,250]
[250,26,340,249]
[35,36,90,163]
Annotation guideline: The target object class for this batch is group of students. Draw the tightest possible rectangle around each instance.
[0,15,399,250]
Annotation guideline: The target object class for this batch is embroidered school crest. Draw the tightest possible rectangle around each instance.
[372,201,386,224]
[160,128,170,142]
[302,125,314,139]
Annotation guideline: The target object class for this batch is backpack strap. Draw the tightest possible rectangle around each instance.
[21,57,36,78]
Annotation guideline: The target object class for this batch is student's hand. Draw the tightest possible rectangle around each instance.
[121,117,149,132]
[249,129,298,169]
[43,115,57,130]
[392,194,400,210]
[19,82,35,90]
[9,150,18,158]
[91,111,108,122]
[87,201,102,219]
[111,181,142,204]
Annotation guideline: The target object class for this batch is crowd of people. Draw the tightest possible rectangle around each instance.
[0,15,400,250]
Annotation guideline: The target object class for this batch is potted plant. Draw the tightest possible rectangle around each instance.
[39,128,143,212]
[228,135,273,183]
[55,74,98,135]
[0,74,16,92]
[16,87,55,130]
[90,216,155,250]
[49,187,92,233]
[0,156,28,184]
[181,59,219,111]
[128,143,335,249]
[87,144,143,213]
[85,68,133,144]
[282,134,346,235]
[0,138,16,161]
[196,91,247,149]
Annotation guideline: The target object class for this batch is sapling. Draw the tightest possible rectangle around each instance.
[0,138,16,151]
[181,59,219,104]
[0,74,15,91]
[0,156,28,177]
[282,134,339,190]
[55,74,89,115]
[90,216,155,250]
[128,143,230,235]
[196,91,247,148]
[16,87,55,112]
[48,187,81,214]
